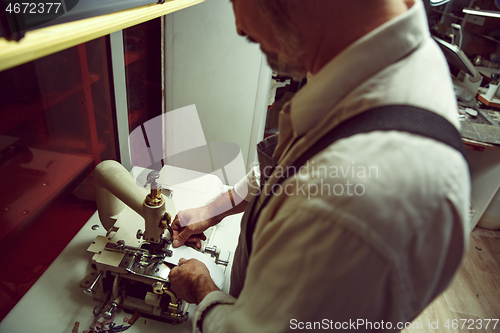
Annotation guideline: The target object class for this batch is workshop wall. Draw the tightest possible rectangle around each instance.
[165,0,271,173]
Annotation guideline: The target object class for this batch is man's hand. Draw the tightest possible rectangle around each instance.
[168,258,219,304]
[171,189,248,248]
[171,208,214,248]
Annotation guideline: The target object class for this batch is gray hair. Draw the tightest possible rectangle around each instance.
[254,0,307,78]
[254,0,293,31]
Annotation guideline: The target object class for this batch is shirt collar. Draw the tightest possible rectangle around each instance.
[290,0,427,137]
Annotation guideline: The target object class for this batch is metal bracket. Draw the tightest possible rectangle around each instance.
[204,246,229,266]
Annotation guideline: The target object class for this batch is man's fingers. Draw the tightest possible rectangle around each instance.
[187,233,206,242]
[185,230,206,241]
[173,231,189,248]
[171,215,181,230]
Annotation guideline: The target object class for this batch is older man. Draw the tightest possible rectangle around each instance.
[168,0,470,332]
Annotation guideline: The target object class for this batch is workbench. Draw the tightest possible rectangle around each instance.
[460,107,500,231]
[0,166,242,333]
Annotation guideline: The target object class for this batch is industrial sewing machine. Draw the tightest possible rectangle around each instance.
[79,160,226,325]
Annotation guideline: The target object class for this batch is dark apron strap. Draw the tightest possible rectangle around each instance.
[229,133,279,297]
[255,133,280,186]
[229,105,467,298]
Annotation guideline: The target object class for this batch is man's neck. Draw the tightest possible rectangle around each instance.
[298,0,410,75]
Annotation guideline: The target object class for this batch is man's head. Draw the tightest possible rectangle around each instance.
[230,0,307,78]
[230,0,409,78]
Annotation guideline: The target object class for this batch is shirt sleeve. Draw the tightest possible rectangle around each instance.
[191,201,394,333]
[233,165,260,202]
[192,291,237,333]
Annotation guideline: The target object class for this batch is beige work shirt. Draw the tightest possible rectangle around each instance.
[193,0,470,331]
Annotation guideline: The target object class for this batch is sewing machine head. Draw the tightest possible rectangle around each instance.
[79,161,224,325]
